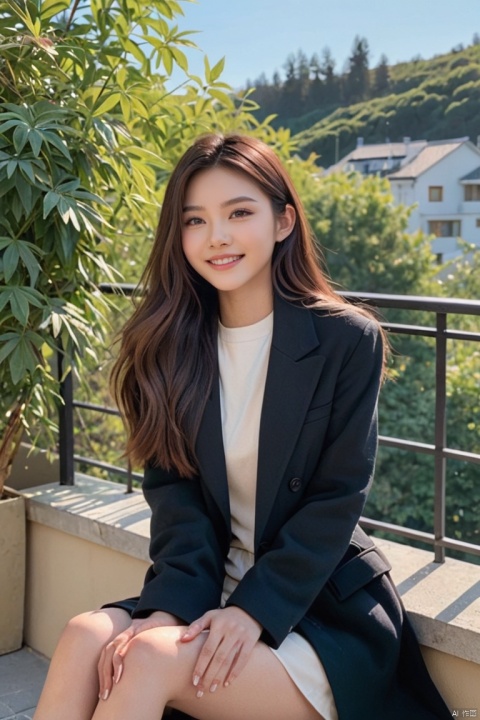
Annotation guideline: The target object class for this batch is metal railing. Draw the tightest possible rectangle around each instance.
[58,286,480,563]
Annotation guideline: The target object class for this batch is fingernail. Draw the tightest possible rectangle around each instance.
[103,689,109,701]
[196,689,204,699]
[193,674,200,687]
[115,665,123,684]
[210,683,218,693]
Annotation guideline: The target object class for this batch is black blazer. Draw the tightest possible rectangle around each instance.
[118,294,450,719]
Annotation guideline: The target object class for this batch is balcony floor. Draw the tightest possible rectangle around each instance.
[0,648,48,719]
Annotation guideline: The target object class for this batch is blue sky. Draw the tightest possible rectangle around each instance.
[173,0,480,89]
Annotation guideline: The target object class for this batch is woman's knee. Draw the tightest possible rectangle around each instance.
[61,608,131,650]
[123,626,194,676]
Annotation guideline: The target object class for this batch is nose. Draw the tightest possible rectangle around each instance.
[209,221,232,248]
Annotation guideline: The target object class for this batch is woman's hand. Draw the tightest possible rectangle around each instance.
[98,611,182,700]
[181,606,262,696]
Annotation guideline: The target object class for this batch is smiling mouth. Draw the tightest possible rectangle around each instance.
[208,255,243,266]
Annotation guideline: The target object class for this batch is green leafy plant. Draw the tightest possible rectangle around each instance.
[0,0,281,493]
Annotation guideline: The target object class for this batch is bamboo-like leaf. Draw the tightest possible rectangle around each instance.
[83,86,103,106]
[92,93,122,117]
[203,55,211,84]
[0,236,13,250]
[122,39,146,66]
[28,129,43,157]
[116,66,127,89]
[7,159,18,178]
[113,12,129,36]
[10,288,30,326]
[43,190,60,218]
[18,159,36,184]
[209,57,225,83]
[10,344,27,385]
[120,94,131,121]
[15,176,33,216]
[13,124,30,154]
[22,337,40,374]
[0,337,20,365]
[162,48,173,75]
[59,227,74,261]
[130,96,150,119]
[8,4,37,35]
[170,47,188,72]
[51,312,62,338]
[18,241,41,286]
[38,130,71,160]
[23,287,45,308]
[0,119,21,134]
[40,0,70,20]
[142,16,169,37]
[208,88,233,107]
[56,178,80,193]
[155,0,175,20]
[3,243,20,282]
[0,289,12,313]
[67,206,81,231]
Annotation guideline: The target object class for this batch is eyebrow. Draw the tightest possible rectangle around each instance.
[182,196,258,212]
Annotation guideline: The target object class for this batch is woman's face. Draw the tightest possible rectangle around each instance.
[181,166,294,310]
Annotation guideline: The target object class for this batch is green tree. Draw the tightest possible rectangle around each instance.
[306,53,324,112]
[345,36,370,103]
[320,46,340,105]
[300,171,433,294]
[374,54,391,95]
[279,53,301,118]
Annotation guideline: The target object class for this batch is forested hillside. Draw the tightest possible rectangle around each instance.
[248,38,480,167]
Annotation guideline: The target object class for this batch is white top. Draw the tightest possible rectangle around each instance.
[218,311,272,593]
[217,312,338,720]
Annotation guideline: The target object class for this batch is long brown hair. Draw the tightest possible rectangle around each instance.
[111,133,385,477]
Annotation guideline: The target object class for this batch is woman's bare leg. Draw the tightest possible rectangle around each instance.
[33,608,132,720]
[91,626,326,720]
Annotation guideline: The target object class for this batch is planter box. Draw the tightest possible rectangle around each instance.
[0,489,26,654]
[9,442,59,490]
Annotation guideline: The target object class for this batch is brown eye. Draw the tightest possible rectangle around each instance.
[231,209,252,218]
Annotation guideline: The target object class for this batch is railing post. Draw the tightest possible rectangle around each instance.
[127,459,133,494]
[434,313,447,562]
[58,345,75,486]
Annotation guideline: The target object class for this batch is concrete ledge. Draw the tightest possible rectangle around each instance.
[375,538,480,665]
[24,475,150,562]
[23,477,480,668]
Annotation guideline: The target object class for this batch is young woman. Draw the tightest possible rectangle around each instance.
[34,134,451,720]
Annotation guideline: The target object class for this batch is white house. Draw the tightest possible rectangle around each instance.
[327,137,480,262]
[326,137,427,177]
[388,138,480,261]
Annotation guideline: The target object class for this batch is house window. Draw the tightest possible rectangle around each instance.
[476,219,480,228]
[464,184,480,201]
[429,186,443,202]
[428,220,461,237]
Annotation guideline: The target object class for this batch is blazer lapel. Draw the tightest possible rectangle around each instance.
[195,368,230,534]
[254,295,325,548]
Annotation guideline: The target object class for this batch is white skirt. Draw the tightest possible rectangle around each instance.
[221,548,338,720]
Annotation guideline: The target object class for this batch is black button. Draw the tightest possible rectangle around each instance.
[289,477,302,492]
